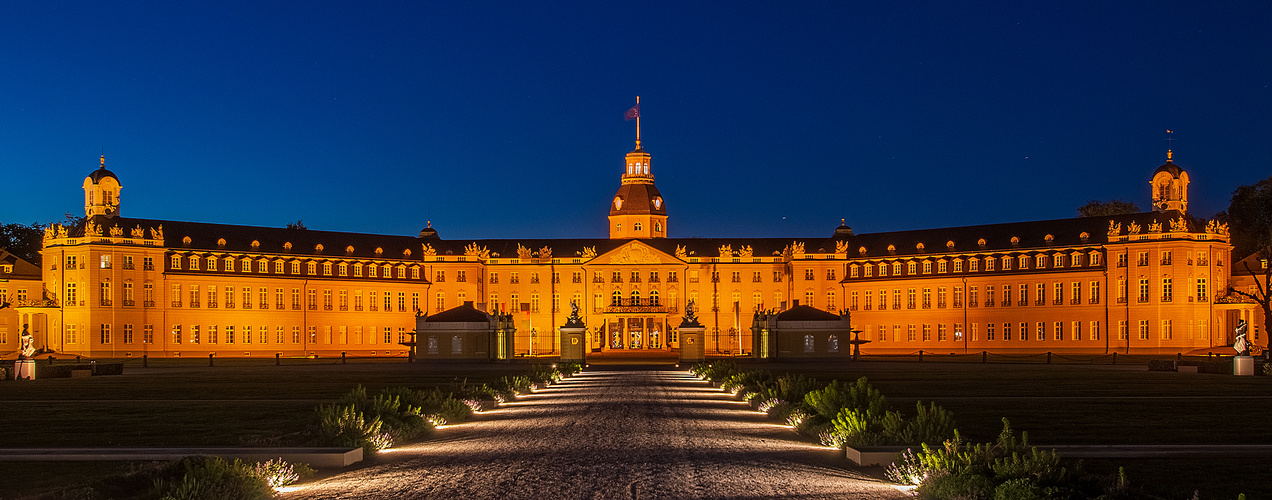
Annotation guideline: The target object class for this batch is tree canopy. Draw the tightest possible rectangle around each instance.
[1077,199,1141,218]
[0,222,44,265]
[1226,175,1272,260]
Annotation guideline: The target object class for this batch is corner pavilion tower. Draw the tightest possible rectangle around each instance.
[608,97,667,239]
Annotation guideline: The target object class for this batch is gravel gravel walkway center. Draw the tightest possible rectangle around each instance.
[285,369,909,499]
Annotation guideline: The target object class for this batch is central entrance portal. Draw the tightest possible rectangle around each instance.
[607,317,666,350]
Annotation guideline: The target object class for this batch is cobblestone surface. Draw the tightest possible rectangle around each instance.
[285,369,909,499]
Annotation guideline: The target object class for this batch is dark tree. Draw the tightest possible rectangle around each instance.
[1225,175,1272,354]
[286,220,308,230]
[0,222,44,265]
[1077,199,1141,218]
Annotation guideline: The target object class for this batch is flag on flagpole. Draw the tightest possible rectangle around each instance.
[625,103,640,120]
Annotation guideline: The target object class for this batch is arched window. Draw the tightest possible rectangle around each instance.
[650,290,660,306]
[634,222,642,231]
[611,290,622,306]
[631,290,641,305]
[654,222,661,232]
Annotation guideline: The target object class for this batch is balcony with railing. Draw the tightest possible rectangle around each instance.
[604,298,668,314]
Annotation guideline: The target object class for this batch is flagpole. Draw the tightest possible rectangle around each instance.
[635,95,641,149]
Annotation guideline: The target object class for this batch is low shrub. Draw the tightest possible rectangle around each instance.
[555,361,582,376]
[1197,358,1232,374]
[886,419,1156,499]
[1146,359,1177,371]
[150,456,272,500]
[315,403,392,454]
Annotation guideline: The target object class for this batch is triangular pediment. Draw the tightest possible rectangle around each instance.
[594,240,681,265]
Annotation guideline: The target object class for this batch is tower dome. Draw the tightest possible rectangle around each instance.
[1150,150,1189,213]
[83,155,122,217]
[608,97,668,239]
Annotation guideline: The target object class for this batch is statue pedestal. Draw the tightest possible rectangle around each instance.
[1234,356,1255,376]
[559,326,586,363]
[679,326,705,363]
[15,360,36,380]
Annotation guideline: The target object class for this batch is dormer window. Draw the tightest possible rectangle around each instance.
[634,222,642,231]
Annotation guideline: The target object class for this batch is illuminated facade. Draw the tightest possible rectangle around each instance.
[24,142,1258,359]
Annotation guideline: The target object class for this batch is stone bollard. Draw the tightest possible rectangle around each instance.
[49,356,56,365]
[1047,352,1052,364]
[143,355,148,368]
[1112,352,1118,365]
[76,356,82,363]
[341,352,347,364]
[918,350,924,362]
[982,351,988,363]
[275,353,281,366]
[209,353,215,367]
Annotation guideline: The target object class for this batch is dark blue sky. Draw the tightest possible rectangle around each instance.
[3,2,1269,240]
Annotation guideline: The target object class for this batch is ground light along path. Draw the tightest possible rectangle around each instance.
[283,369,909,499]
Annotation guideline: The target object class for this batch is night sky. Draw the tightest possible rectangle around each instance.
[3,2,1269,241]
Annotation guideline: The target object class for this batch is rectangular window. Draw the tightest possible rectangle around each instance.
[1054,282,1064,304]
[190,325,199,344]
[143,324,153,344]
[985,258,994,271]
[985,285,995,306]
[1090,281,1100,304]
[969,259,979,272]
[1139,320,1149,340]
[292,261,301,274]
[1118,320,1128,340]
[170,284,180,307]
[1161,320,1173,340]
[906,324,916,341]
[226,325,235,343]
[953,259,963,272]
[938,261,947,273]
[922,324,931,341]
[172,325,182,344]
[986,323,995,341]
[1054,321,1063,341]
[937,324,947,341]
[276,326,285,344]
[123,324,133,344]
[1071,282,1081,304]
[1003,322,1011,341]
[99,323,111,344]
[307,326,316,344]
[292,326,300,344]
[1072,321,1082,341]
[1037,322,1046,341]
[907,288,916,309]
[1197,278,1208,302]
[208,325,218,344]
[243,325,252,344]
[398,292,407,312]
[1091,321,1101,340]
[1162,276,1173,302]
[922,287,931,308]
[1139,278,1150,302]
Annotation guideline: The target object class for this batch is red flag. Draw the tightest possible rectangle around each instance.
[624,103,639,120]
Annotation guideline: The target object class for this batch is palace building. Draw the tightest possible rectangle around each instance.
[7,133,1261,359]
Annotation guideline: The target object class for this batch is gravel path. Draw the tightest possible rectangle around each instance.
[285,369,908,499]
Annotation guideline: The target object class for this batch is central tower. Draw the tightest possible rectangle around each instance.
[609,97,668,239]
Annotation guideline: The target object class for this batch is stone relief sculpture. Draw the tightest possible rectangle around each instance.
[674,245,687,259]
[1127,221,1141,234]
[738,245,753,258]
[538,246,552,260]
[517,243,533,260]
[421,243,437,257]
[131,225,145,238]
[1107,220,1121,236]
[717,244,732,257]
[581,246,597,259]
